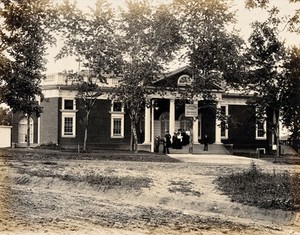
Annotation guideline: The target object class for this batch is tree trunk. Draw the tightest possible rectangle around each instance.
[83,111,90,152]
[27,115,31,148]
[189,118,193,153]
[131,121,138,153]
[273,111,280,161]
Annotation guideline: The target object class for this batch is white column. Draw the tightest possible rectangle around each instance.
[193,118,199,144]
[192,101,199,144]
[169,98,175,135]
[144,103,151,144]
[151,101,155,152]
[215,101,222,144]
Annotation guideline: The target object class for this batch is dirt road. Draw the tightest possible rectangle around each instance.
[0,150,300,234]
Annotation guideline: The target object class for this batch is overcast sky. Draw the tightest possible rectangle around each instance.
[46,0,300,74]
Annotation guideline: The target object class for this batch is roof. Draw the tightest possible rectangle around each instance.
[152,66,223,91]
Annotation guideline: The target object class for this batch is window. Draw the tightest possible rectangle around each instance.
[63,99,75,110]
[179,114,190,131]
[111,115,124,138]
[113,101,122,112]
[62,113,76,137]
[159,112,169,137]
[61,98,77,138]
[113,118,122,136]
[64,117,73,135]
[110,101,124,138]
[256,120,266,139]
[18,117,34,143]
[220,106,228,139]
[178,75,193,87]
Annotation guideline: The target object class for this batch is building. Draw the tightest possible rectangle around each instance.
[11,66,275,154]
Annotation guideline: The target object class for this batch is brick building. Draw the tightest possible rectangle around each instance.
[12,66,275,154]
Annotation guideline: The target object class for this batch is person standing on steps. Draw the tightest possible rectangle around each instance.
[154,136,160,153]
[203,134,209,151]
[163,130,171,154]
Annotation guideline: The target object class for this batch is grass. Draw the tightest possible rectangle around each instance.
[169,180,202,197]
[215,162,300,211]
[17,167,152,190]
[0,148,180,163]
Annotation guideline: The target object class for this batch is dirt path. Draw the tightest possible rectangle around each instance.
[0,153,300,234]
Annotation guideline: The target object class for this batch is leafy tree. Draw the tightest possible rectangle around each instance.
[282,46,300,148]
[245,0,300,34]
[173,0,245,94]
[115,0,182,152]
[245,21,287,158]
[170,0,244,148]
[0,0,57,146]
[0,107,12,126]
[57,0,122,151]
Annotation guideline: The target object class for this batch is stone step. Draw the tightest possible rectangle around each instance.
[166,144,229,155]
[193,144,229,155]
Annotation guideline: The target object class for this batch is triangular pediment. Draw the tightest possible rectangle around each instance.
[152,66,223,90]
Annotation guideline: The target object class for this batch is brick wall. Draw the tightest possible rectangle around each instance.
[40,98,59,144]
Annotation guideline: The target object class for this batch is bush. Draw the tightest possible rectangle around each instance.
[215,161,300,211]
[35,141,65,150]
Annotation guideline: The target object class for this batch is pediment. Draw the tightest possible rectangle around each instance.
[152,66,223,90]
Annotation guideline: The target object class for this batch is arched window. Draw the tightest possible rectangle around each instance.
[179,114,190,131]
[178,75,193,87]
[159,112,169,137]
[18,117,34,143]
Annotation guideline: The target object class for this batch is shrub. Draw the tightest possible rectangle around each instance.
[215,161,300,211]
[35,141,65,150]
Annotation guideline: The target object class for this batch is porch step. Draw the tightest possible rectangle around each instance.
[192,144,229,155]
[168,144,229,155]
[14,143,39,148]
[281,145,297,155]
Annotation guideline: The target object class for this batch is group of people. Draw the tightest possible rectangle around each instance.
[154,129,192,154]
[154,130,210,154]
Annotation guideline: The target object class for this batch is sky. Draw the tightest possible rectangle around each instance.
[45,0,300,74]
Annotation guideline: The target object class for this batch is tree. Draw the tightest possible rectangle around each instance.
[0,0,57,147]
[245,21,287,158]
[57,0,122,151]
[173,0,245,93]
[245,0,300,34]
[0,107,12,126]
[170,0,245,149]
[115,0,182,152]
[282,46,300,149]
[63,71,103,152]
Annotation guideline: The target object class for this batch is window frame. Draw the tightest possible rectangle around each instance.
[62,98,76,111]
[220,105,228,139]
[110,100,125,138]
[111,114,124,138]
[61,112,76,138]
[256,119,267,140]
[61,98,77,138]
[177,75,193,87]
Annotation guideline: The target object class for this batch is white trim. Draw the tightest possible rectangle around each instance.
[110,100,125,138]
[111,114,124,138]
[18,117,34,143]
[256,120,267,140]
[111,100,124,112]
[61,112,76,138]
[178,75,193,87]
[62,98,76,111]
[221,105,228,139]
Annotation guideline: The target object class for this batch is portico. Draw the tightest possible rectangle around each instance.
[142,97,223,152]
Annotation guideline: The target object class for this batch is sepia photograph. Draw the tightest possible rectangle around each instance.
[0,0,300,234]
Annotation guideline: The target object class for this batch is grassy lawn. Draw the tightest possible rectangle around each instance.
[0,148,181,162]
[216,161,300,211]
[3,148,300,211]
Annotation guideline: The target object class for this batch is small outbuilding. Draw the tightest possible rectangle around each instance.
[0,125,12,148]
